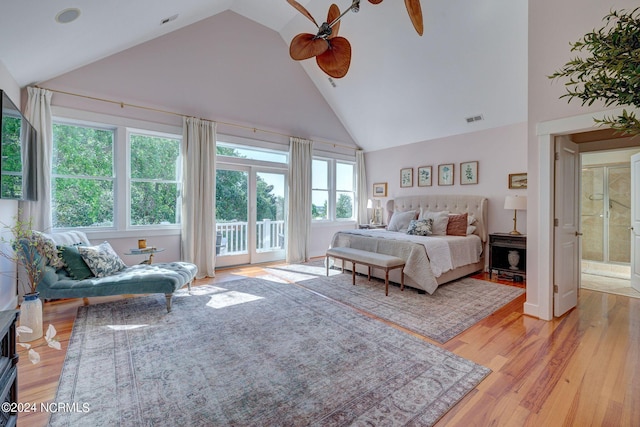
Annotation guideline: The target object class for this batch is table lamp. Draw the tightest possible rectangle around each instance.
[504,195,526,235]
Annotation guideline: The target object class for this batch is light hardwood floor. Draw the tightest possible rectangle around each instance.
[16,262,640,426]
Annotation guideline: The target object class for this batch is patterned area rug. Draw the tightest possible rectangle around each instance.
[51,278,490,426]
[264,262,525,343]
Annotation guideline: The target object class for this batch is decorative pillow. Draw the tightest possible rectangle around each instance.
[467,225,477,235]
[406,218,433,236]
[59,245,94,280]
[78,241,127,278]
[387,210,418,233]
[467,214,477,225]
[446,213,468,236]
[418,210,449,235]
[31,231,65,269]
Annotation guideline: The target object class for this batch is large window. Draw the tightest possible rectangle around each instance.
[129,132,181,226]
[312,158,355,222]
[52,117,182,230]
[52,123,115,228]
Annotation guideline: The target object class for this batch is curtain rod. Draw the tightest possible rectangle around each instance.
[36,86,359,152]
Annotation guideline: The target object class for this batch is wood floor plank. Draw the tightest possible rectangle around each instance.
[13,265,640,426]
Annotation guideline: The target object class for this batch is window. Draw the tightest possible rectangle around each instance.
[312,159,329,220]
[312,158,356,221]
[336,162,355,220]
[52,123,115,228]
[129,132,181,226]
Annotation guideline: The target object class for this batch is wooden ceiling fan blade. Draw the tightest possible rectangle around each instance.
[316,37,352,78]
[287,0,318,27]
[290,33,329,60]
[405,0,424,36]
[327,3,341,38]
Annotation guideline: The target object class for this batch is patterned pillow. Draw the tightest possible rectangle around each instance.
[406,218,433,236]
[31,231,65,269]
[77,241,127,278]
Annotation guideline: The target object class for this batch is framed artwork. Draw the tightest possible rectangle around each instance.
[417,166,432,187]
[509,173,527,189]
[438,164,454,186]
[400,168,413,188]
[372,182,387,197]
[460,161,478,185]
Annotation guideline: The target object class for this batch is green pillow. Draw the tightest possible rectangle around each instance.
[59,245,94,280]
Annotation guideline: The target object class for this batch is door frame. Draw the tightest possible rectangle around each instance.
[533,107,634,320]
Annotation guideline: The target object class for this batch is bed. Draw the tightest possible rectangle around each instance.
[329,194,488,294]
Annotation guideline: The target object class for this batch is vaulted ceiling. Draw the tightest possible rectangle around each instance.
[0,1,528,152]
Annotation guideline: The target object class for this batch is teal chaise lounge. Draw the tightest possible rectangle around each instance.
[30,230,197,312]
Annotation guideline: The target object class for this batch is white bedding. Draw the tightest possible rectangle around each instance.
[330,229,483,293]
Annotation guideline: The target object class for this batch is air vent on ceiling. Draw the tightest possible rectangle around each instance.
[465,114,484,123]
[160,14,179,25]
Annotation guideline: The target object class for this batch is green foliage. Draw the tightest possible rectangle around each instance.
[1,116,23,198]
[549,8,640,135]
[336,193,353,219]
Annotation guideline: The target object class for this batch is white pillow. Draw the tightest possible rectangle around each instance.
[387,210,417,232]
[419,209,449,235]
[467,225,477,235]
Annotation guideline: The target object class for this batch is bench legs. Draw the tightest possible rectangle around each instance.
[326,255,405,296]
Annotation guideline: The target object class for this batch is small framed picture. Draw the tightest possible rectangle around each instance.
[400,168,413,188]
[509,173,527,189]
[460,161,478,185]
[417,166,432,187]
[372,182,387,197]
[438,164,454,186]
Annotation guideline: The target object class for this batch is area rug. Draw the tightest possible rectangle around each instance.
[51,278,490,426]
[265,262,525,343]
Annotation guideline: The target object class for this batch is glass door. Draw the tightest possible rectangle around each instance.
[216,166,250,267]
[215,166,287,267]
[253,170,286,263]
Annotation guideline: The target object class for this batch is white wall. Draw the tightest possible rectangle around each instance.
[0,61,21,310]
[364,122,528,241]
[527,0,640,319]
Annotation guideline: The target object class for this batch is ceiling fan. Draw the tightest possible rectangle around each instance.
[287,0,423,79]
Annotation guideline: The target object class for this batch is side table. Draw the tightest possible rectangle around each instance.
[489,233,526,281]
[124,248,165,264]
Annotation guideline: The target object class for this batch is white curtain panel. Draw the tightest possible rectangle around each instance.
[286,137,313,263]
[181,117,216,278]
[20,87,53,231]
[356,150,368,225]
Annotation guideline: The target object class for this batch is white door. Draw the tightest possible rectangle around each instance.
[554,136,580,317]
[631,153,640,292]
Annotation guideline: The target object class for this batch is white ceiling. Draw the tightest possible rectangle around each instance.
[0,0,528,152]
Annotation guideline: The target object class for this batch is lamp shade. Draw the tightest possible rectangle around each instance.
[504,195,527,210]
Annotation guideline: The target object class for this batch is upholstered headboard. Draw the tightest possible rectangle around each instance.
[386,195,489,242]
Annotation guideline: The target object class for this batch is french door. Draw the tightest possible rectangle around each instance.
[215,165,287,267]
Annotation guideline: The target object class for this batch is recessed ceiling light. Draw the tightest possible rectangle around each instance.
[55,8,81,24]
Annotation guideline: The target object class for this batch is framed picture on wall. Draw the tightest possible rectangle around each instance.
[373,182,387,197]
[418,166,432,186]
[438,164,454,186]
[400,168,413,187]
[460,161,478,185]
[509,173,527,189]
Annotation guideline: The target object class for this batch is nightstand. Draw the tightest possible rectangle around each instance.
[489,233,526,281]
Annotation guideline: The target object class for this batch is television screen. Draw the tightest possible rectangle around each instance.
[0,90,37,200]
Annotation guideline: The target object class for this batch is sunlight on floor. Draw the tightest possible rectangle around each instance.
[206,291,264,309]
[581,273,640,299]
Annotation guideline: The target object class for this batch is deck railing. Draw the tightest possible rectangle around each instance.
[216,220,285,255]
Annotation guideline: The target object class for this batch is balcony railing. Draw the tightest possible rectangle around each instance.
[216,219,285,255]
